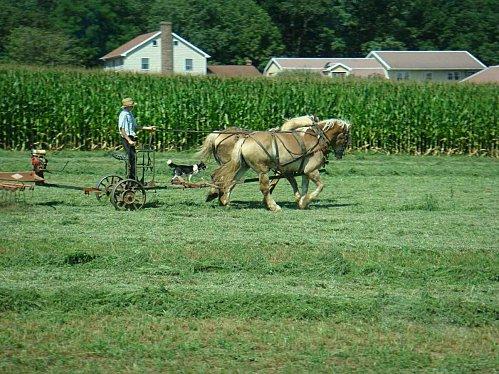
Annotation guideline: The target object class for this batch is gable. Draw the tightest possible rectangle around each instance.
[460,66,499,83]
[101,31,210,61]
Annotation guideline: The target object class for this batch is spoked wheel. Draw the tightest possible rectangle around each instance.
[96,175,123,202]
[110,179,146,210]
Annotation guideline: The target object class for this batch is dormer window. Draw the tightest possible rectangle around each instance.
[152,40,157,47]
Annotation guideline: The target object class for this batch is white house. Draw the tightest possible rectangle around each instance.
[264,51,487,82]
[100,22,210,75]
[367,51,486,81]
[263,57,386,78]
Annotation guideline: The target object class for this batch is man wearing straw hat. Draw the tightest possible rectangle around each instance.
[119,97,138,180]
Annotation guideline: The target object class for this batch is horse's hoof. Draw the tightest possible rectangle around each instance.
[298,197,309,209]
[219,197,230,206]
[268,204,282,212]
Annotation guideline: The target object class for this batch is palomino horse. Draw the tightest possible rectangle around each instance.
[196,115,318,201]
[196,126,250,165]
[280,114,318,131]
[211,119,351,211]
[196,115,318,164]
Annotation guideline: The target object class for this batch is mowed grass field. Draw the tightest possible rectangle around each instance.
[0,150,497,372]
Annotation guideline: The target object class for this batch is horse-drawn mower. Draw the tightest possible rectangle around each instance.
[0,127,212,210]
[1,117,350,211]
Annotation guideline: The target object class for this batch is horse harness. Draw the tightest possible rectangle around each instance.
[212,128,249,164]
[245,124,332,174]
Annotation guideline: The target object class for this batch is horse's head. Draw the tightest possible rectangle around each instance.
[321,119,351,159]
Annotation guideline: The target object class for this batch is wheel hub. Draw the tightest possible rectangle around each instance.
[123,190,135,205]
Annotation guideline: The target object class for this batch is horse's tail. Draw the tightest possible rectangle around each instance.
[212,138,245,191]
[195,132,218,161]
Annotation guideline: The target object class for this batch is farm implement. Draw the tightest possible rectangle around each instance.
[0,128,215,210]
[1,126,329,210]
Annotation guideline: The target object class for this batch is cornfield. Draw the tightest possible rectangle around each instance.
[0,65,497,155]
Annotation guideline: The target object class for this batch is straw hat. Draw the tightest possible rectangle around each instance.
[121,97,135,108]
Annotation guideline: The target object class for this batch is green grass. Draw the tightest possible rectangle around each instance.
[0,150,498,372]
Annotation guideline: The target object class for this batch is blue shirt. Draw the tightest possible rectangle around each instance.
[118,109,137,137]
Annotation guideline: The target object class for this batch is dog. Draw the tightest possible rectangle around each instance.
[167,159,207,182]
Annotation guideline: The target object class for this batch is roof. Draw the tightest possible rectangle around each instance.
[100,31,210,60]
[460,66,499,83]
[101,32,158,60]
[207,65,261,77]
[323,58,384,70]
[263,57,385,75]
[367,51,486,70]
[323,59,387,78]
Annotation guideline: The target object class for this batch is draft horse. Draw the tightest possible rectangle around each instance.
[196,115,319,201]
[196,115,318,164]
[210,119,351,211]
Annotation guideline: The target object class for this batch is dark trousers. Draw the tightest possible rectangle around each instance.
[122,137,136,180]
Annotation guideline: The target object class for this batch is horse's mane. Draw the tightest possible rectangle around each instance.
[319,118,351,132]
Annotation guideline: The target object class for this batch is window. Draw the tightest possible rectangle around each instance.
[448,72,454,80]
[141,58,149,71]
[332,72,346,78]
[174,40,178,46]
[397,71,409,80]
[185,58,193,71]
[152,40,157,47]
[453,71,460,80]
[426,72,432,80]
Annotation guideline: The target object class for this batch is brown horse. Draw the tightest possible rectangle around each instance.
[211,119,351,211]
[196,116,319,201]
[196,115,318,164]
[280,114,318,131]
[196,126,250,165]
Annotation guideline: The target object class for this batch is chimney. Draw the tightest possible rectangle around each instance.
[160,22,173,74]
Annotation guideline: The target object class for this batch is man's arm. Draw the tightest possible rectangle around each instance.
[120,127,135,146]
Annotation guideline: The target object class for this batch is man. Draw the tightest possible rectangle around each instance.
[118,97,138,179]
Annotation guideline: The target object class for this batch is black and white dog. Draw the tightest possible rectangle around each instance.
[167,159,207,182]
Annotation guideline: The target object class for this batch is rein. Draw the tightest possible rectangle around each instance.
[213,128,249,163]
[246,123,333,174]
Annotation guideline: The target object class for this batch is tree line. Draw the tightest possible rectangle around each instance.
[0,0,497,69]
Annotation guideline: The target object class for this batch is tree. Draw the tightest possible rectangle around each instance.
[148,0,284,68]
[4,26,83,66]
[50,0,155,66]
[257,0,351,57]
[0,0,53,57]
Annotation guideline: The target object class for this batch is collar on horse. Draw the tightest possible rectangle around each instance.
[246,123,332,174]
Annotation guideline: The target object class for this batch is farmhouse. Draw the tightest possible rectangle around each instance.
[459,65,499,84]
[100,22,210,75]
[264,51,486,82]
[264,57,386,78]
[367,51,486,81]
